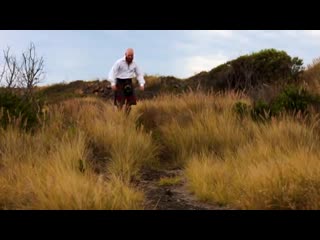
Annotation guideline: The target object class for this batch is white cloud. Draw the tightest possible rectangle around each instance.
[181,30,236,47]
[1,30,320,86]
[173,31,236,54]
[101,30,132,37]
[174,54,229,78]
[177,30,251,52]
[304,30,320,37]
[303,30,320,44]
[187,30,234,39]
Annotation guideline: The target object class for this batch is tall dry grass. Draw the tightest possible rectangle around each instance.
[0,97,158,209]
[136,90,320,209]
[135,90,250,167]
[2,85,320,209]
[184,113,320,209]
[302,57,320,94]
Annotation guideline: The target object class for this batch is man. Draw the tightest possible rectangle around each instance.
[108,48,145,115]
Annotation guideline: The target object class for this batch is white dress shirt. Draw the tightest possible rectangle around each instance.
[108,57,145,87]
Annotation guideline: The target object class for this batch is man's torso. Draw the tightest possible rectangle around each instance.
[115,58,137,79]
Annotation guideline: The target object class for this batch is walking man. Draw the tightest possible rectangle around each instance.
[108,48,145,115]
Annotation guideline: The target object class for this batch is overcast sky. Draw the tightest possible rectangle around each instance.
[0,30,319,86]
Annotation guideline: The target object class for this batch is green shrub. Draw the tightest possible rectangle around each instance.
[0,90,44,131]
[251,100,271,121]
[233,101,250,119]
[271,85,318,115]
[249,85,320,122]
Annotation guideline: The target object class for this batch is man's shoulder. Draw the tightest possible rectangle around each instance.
[132,60,140,67]
[114,57,125,65]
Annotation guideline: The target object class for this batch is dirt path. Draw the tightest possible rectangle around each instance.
[90,144,230,210]
[136,168,230,210]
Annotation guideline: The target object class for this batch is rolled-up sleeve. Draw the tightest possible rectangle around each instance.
[108,62,119,86]
[135,64,145,86]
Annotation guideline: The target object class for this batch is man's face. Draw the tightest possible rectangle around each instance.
[125,52,134,64]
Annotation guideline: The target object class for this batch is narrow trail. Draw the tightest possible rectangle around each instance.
[136,168,230,210]
[89,122,232,210]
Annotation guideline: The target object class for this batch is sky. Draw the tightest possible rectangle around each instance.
[0,30,319,86]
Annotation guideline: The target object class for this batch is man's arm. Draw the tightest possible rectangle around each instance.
[135,64,145,90]
[108,61,119,87]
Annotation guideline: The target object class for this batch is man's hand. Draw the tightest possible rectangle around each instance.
[111,85,117,91]
[140,85,145,91]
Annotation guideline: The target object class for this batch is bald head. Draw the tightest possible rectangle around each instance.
[125,48,134,64]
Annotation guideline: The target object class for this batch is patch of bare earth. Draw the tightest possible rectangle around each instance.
[136,168,231,210]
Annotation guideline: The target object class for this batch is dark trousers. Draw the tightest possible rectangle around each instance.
[114,78,137,106]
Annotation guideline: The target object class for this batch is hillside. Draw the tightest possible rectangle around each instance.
[2,49,320,210]
[37,48,320,105]
[35,76,187,104]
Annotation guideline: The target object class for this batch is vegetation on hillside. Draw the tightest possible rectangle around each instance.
[2,44,320,209]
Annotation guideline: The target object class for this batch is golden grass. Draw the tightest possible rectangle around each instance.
[0,97,154,209]
[185,115,320,209]
[134,90,320,209]
[136,90,251,166]
[2,87,320,209]
[303,57,320,94]
[144,75,162,89]
[158,176,182,186]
